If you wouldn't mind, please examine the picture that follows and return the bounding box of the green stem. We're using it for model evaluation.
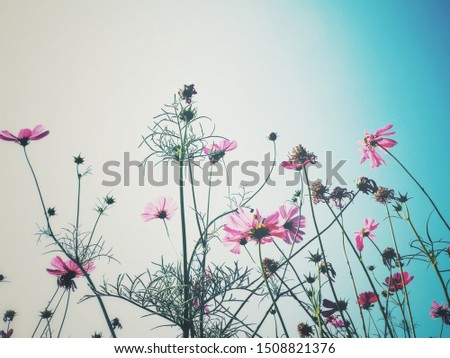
[335,208,368,337]
[326,201,394,337]
[384,204,416,337]
[383,147,449,230]
[23,147,117,338]
[404,203,450,305]
[57,290,71,338]
[258,242,289,337]
[179,161,190,338]
[304,168,353,338]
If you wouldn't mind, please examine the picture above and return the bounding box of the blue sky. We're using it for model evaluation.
[0,1,449,338]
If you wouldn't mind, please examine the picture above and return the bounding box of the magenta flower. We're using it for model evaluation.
[222,207,284,254]
[281,161,303,171]
[278,205,306,244]
[359,124,397,170]
[141,196,177,222]
[325,315,344,328]
[47,256,95,291]
[203,139,237,163]
[358,291,378,310]
[354,218,379,252]
[384,271,414,292]
[0,125,49,146]
[430,302,450,325]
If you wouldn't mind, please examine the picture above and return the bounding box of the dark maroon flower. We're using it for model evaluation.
[0,329,13,338]
[297,322,313,338]
[356,177,378,195]
[322,299,348,318]
[329,187,355,209]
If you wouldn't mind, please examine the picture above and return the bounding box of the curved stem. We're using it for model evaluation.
[403,203,450,305]
[382,147,449,230]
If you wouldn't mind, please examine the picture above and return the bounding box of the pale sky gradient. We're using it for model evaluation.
[1,1,449,338]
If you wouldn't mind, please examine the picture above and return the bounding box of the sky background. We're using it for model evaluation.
[0,0,449,338]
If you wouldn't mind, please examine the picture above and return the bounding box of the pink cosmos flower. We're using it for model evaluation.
[203,139,237,163]
[47,256,95,291]
[354,218,379,252]
[278,205,306,244]
[384,271,414,292]
[358,291,378,310]
[141,196,177,222]
[0,125,49,146]
[325,315,344,328]
[358,124,397,170]
[430,301,450,325]
[281,161,303,170]
[222,207,284,254]
[193,298,210,314]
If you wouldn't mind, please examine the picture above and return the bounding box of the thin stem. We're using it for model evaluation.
[57,290,71,338]
[179,161,190,338]
[336,209,368,337]
[326,200,394,337]
[382,147,449,230]
[258,242,289,337]
[384,204,416,337]
[23,147,117,338]
[403,203,450,305]
[31,286,59,338]
[75,166,82,260]
[304,168,353,338]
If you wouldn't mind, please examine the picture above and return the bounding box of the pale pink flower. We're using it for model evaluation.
[222,207,284,253]
[358,124,397,170]
[141,196,177,222]
[47,256,95,290]
[325,315,344,328]
[0,125,49,146]
[430,301,450,325]
[278,205,306,244]
[354,218,379,252]
[223,208,254,254]
[203,139,237,163]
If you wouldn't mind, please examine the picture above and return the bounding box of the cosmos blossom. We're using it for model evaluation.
[46,256,95,290]
[325,315,344,328]
[358,291,378,310]
[358,124,397,170]
[203,139,237,163]
[141,197,177,222]
[429,301,450,325]
[222,207,284,254]
[354,218,379,252]
[384,272,414,292]
[278,204,306,244]
[0,125,49,146]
